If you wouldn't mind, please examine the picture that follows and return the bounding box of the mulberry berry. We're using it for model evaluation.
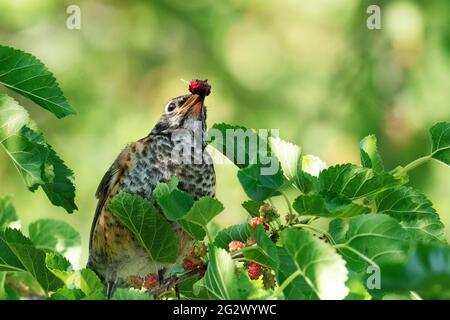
[247,262,263,280]
[250,217,265,229]
[127,276,144,289]
[228,240,245,252]
[189,79,211,96]
[143,273,159,289]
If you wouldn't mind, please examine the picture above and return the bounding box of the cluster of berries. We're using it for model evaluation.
[182,242,207,278]
[226,204,278,285]
[247,203,281,231]
[228,238,264,280]
[258,203,280,222]
[127,243,208,290]
[127,273,159,290]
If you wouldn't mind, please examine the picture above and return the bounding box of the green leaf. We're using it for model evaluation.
[109,192,178,263]
[295,171,319,194]
[241,225,279,269]
[3,285,20,300]
[0,94,29,140]
[0,196,18,231]
[112,288,153,300]
[208,123,269,168]
[280,229,349,300]
[203,245,239,300]
[153,179,194,221]
[275,248,311,299]
[234,267,264,299]
[186,270,265,300]
[381,244,450,299]
[375,187,445,243]
[391,212,445,244]
[332,214,409,272]
[1,95,41,186]
[209,123,284,199]
[46,252,105,299]
[214,223,251,250]
[177,220,206,242]
[28,219,81,253]
[38,139,77,213]
[6,270,45,297]
[0,95,77,213]
[344,271,371,300]
[429,121,450,166]
[48,287,85,300]
[179,276,217,300]
[0,45,75,118]
[360,135,384,173]
[318,164,398,200]
[328,218,348,244]
[238,163,284,201]
[179,276,209,300]
[375,186,436,215]
[293,193,370,218]
[45,251,72,271]
[152,176,179,196]
[269,136,301,181]
[241,200,263,217]
[152,178,206,240]
[0,228,62,292]
[179,197,224,240]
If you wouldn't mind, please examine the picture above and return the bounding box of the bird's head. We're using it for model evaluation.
[152,93,207,134]
[151,80,212,147]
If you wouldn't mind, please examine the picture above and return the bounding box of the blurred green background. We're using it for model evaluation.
[0,0,449,268]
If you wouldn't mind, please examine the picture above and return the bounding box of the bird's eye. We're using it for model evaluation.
[166,102,177,113]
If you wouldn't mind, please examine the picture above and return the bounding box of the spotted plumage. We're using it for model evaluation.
[87,93,215,297]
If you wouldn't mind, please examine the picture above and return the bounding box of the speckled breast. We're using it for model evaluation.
[90,134,215,284]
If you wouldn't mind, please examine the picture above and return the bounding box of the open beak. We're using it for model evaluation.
[178,94,204,115]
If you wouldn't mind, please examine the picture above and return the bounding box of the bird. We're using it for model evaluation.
[87,83,215,298]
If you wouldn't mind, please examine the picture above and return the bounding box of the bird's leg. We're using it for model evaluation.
[175,284,181,300]
[158,268,166,284]
[106,278,117,300]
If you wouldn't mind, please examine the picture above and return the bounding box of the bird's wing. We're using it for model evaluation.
[88,144,134,249]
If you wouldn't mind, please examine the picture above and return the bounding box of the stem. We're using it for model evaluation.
[292,224,335,245]
[233,257,253,263]
[269,270,302,299]
[393,155,431,178]
[205,227,214,244]
[305,217,318,224]
[0,272,6,299]
[281,192,293,217]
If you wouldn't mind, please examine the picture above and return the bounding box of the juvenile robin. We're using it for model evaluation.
[87,80,215,298]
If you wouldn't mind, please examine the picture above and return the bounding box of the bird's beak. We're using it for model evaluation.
[178,94,204,115]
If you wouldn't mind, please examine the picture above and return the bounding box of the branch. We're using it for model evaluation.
[146,269,200,296]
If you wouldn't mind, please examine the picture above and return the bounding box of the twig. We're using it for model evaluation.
[146,269,200,296]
